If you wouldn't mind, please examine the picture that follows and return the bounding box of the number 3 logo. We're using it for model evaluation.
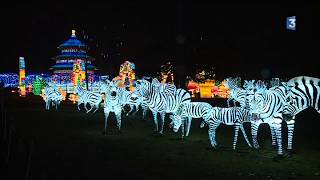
[286,16,296,30]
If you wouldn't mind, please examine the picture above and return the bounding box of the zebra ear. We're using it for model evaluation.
[152,78,160,84]
[255,80,266,91]
[112,79,121,86]
[105,79,111,85]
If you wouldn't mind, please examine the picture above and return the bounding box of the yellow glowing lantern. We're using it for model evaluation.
[198,80,215,98]
[68,94,79,104]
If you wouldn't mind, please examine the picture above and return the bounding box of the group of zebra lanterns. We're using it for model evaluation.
[41,76,320,159]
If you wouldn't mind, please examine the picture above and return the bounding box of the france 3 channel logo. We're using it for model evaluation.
[286,16,296,30]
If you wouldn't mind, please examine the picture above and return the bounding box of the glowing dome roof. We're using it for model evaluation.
[58,30,86,49]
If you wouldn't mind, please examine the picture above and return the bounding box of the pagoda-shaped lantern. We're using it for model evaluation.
[50,30,96,92]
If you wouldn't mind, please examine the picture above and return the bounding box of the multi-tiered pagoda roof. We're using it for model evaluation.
[50,30,96,71]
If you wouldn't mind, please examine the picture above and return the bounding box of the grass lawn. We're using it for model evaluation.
[1,91,320,180]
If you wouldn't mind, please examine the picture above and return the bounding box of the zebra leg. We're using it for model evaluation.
[181,118,185,139]
[116,110,122,132]
[151,110,158,132]
[233,125,240,150]
[251,122,260,149]
[240,124,252,148]
[132,104,140,116]
[93,104,99,113]
[287,119,295,155]
[208,121,220,149]
[86,104,93,113]
[200,120,206,128]
[186,116,192,137]
[77,101,81,111]
[227,98,231,108]
[55,101,58,110]
[270,124,277,146]
[84,103,89,113]
[126,105,134,116]
[142,106,148,120]
[103,109,110,135]
[159,112,166,134]
[273,122,284,157]
[45,100,49,110]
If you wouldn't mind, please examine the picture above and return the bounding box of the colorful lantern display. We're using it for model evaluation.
[160,61,174,84]
[19,57,26,97]
[186,79,230,98]
[114,60,136,91]
[33,76,47,95]
[72,59,86,88]
[50,30,96,93]
[211,80,230,98]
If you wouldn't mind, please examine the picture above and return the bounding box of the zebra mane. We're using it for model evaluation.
[269,78,280,88]
[243,80,255,90]
[152,78,160,85]
[225,77,241,90]
[255,80,267,92]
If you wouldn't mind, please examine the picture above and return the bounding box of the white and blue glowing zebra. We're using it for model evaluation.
[43,83,64,110]
[133,78,176,120]
[74,85,103,113]
[225,77,248,108]
[282,76,320,153]
[169,102,213,138]
[135,78,191,134]
[226,78,277,149]
[202,107,252,150]
[243,80,278,149]
[152,78,177,95]
[247,80,287,156]
[102,80,123,133]
[99,80,141,116]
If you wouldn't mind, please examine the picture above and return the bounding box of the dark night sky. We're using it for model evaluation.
[0,2,316,80]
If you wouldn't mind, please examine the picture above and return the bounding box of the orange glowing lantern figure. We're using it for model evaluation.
[160,62,174,84]
[19,57,26,97]
[187,80,200,98]
[68,94,79,104]
[72,59,86,89]
[211,80,230,98]
[114,60,136,91]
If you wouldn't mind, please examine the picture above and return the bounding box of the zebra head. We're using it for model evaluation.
[283,99,298,116]
[226,77,241,90]
[109,81,119,97]
[244,80,256,103]
[99,80,112,94]
[169,115,183,132]
[151,78,162,92]
[249,82,267,119]
[135,79,150,96]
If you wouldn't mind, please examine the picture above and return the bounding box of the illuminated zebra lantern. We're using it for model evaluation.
[74,85,102,113]
[135,78,191,134]
[100,80,140,116]
[225,77,247,107]
[283,76,320,154]
[243,80,277,149]
[247,80,287,156]
[204,106,252,150]
[169,102,213,138]
[42,83,64,110]
[102,80,126,133]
